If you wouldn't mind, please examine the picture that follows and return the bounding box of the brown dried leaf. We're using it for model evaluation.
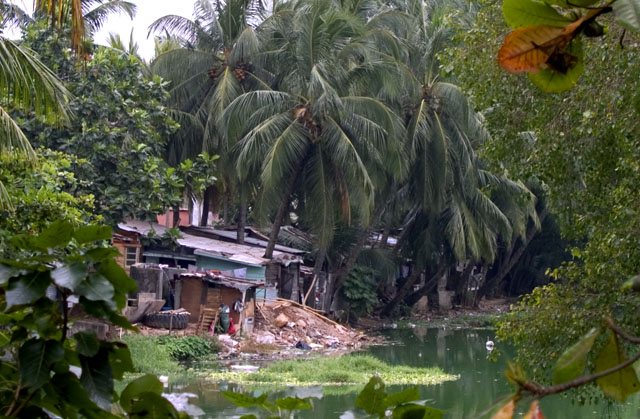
[523,400,545,419]
[492,399,515,419]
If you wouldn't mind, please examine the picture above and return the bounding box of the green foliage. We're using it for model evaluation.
[120,334,182,375]
[354,376,443,419]
[553,328,599,385]
[15,23,185,224]
[0,149,96,252]
[342,265,379,316]
[222,392,311,419]
[445,0,640,398]
[209,354,457,386]
[157,335,220,361]
[593,332,640,402]
[0,222,189,417]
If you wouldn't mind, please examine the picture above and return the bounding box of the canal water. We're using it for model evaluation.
[168,327,640,418]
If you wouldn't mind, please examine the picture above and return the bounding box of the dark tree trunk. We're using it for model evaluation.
[380,266,424,317]
[404,261,447,306]
[330,202,387,304]
[222,191,230,226]
[200,186,212,226]
[452,262,475,307]
[477,207,549,301]
[172,204,180,227]
[188,195,194,225]
[237,188,247,244]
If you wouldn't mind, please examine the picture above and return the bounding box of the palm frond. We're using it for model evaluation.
[0,38,70,156]
[0,2,34,29]
[84,1,136,34]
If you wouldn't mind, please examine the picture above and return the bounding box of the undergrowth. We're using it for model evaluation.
[121,334,220,375]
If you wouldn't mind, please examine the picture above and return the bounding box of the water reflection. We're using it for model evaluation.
[167,328,640,418]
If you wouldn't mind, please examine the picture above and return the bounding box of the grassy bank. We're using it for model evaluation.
[209,354,458,386]
[121,334,219,376]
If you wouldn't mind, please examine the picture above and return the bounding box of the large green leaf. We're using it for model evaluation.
[80,349,114,410]
[528,40,584,93]
[594,332,640,402]
[76,274,115,305]
[545,0,600,7]
[39,220,73,248]
[422,406,445,419]
[98,259,137,304]
[383,387,420,407]
[275,397,312,410]
[503,0,572,28]
[19,339,64,389]
[51,372,100,412]
[51,263,88,292]
[73,331,99,357]
[613,0,640,32]
[129,392,180,418]
[553,328,600,384]
[390,403,444,419]
[5,272,51,309]
[109,342,134,380]
[85,247,120,262]
[120,374,164,410]
[0,263,20,285]
[355,376,387,417]
[73,225,112,244]
[222,392,268,408]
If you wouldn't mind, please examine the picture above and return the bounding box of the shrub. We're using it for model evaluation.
[158,335,220,361]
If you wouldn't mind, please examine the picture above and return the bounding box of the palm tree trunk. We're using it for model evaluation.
[401,258,448,307]
[477,207,549,301]
[237,187,247,244]
[379,224,391,248]
[330,201,387,302]
[200,186,212,226]
[172,204,180,227]
[381,265,424,317]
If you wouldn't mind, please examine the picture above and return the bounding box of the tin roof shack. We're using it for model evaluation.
[115,221,303,301]
[112,230,143,274]
[175,272,262,334]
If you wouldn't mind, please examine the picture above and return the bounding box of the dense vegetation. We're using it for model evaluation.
[1,0,639,417]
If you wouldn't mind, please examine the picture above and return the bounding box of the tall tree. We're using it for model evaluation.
[224,0,404,275]
[149,0,266,233]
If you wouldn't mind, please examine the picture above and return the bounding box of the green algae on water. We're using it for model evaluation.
[208,354,458,386]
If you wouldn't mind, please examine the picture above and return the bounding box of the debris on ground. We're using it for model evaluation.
[252,299,380,350]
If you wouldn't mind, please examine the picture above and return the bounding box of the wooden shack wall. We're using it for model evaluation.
[181,278,205,323]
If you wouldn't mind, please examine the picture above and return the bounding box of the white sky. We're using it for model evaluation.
[93,0,193,60]
[9,0,194,60]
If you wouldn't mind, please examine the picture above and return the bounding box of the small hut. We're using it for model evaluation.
[175,272,263,334]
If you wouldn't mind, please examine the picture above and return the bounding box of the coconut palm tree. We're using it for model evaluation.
[373,0,538,314]
[224,0,405,289]
[149,0,267,233]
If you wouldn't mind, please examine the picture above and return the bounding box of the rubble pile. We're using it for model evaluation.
[253,300,376,349]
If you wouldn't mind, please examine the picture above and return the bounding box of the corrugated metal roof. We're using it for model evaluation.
[185,226,307,255]
[117,220,302,267]
[178,272,264,292]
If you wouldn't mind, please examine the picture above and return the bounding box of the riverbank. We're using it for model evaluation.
[356,298,511,331]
